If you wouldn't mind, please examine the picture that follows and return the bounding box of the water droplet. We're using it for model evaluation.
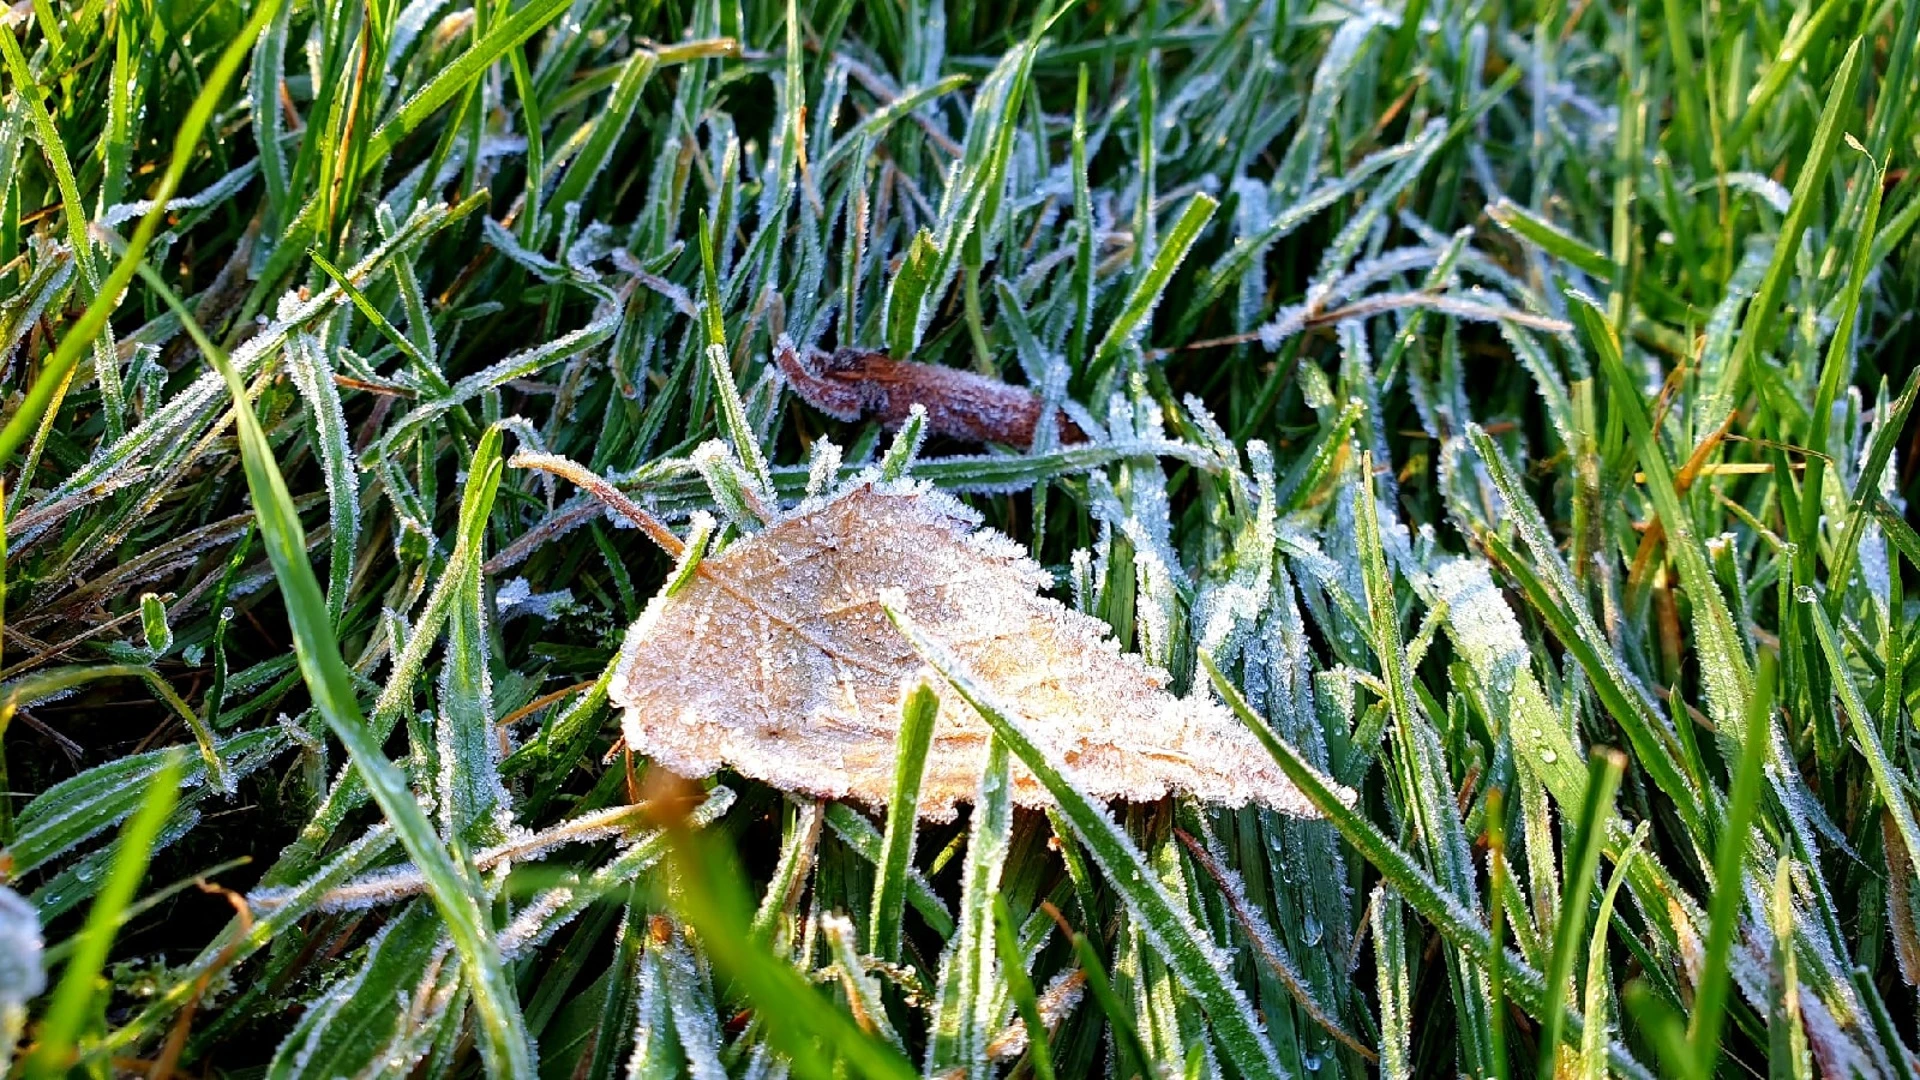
[1303,915,1323,946]
[1540,749,1558,764]
[1795,585,1818,603]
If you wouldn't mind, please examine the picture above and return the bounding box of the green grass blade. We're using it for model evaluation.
[1373,886,1413,1080]
[991,894,1057,1080]
[660,817,918,1080]
[1823,362,1920,602]
[1087,191,1218,388]
[1575,293,1753,740]
[1804,599,1920,909]
[869,679,938,962]
[1070,925,1150,1079]
[437,430,510,844]
[1536,750,1624,1078]
[135,268,535,1074]
[1720,39,1863,426]
[700,211,773,496]
[1579,825,1646,1079]
[928,732,1013,1078]
[359,0,577,175]
[1688,653,1776,1079]
[822,802,955,938]
[0,0,280,473]
[1201,654,1658,1080]
[1798,140,1886,549]
[1723,1,1851,158]
[23,751,181,1078]
[543,49,659,240]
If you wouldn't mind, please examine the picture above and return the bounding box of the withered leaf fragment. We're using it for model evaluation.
[776,342,1087,449]
[612,482,1321,820]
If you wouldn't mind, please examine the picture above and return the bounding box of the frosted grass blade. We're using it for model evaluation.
[23,752,181,1078]
[870,679,938,961]
[146,267,535,1074]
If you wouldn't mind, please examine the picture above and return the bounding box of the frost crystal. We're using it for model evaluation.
[495,577,578,622]
[611,483,1319,819]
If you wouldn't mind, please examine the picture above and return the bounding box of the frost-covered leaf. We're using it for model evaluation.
[613,483,1318,819]
[776,341,1086,449]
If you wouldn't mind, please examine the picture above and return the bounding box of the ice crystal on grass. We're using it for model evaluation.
[494,577,577,622]
[611,483,1318,819]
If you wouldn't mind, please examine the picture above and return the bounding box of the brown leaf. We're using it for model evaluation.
[612,482,1319,820]
[775,342,1087,449]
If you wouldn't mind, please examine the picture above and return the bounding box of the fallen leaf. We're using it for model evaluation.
[611,481,1321,820]
[775,341,1087,449]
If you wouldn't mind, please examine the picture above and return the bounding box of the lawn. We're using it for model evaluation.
[1,0,1917,1075]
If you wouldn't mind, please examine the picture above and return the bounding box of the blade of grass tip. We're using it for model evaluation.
[1067,64,1093,373]
[870,679,938,962]
[0,0,281,474]
[356,0,580,177]
[1198,654,1659,1080]
[1823,362,1920,605]
[1086,191,1218,391]
[929,732,1012,1078]
[658,803,918,1080]
[875,405,929,482]
[1580,824,1648,1079]
[992,895,1056,1080]
[1537,749,1626,1078]
[249,0,292,218]
[822,913,902,1050]
[1069,923,1150,1080]
[22,751,182,1079]
[699,210,772,495]
[283,335,359,629]
[1798,138,1885,554]
[1688,651,1775,1079]
[1769,860,1810,1080]
[885,603,1284,1080]
[439,432,510,845]
[129,265,534,1073]
[1575,293,1752,741]
[1721,39,1863,425]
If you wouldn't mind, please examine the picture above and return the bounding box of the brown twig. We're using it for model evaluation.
[507,452,685,557]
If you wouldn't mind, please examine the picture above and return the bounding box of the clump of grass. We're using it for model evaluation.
[0,0,1916,1076]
